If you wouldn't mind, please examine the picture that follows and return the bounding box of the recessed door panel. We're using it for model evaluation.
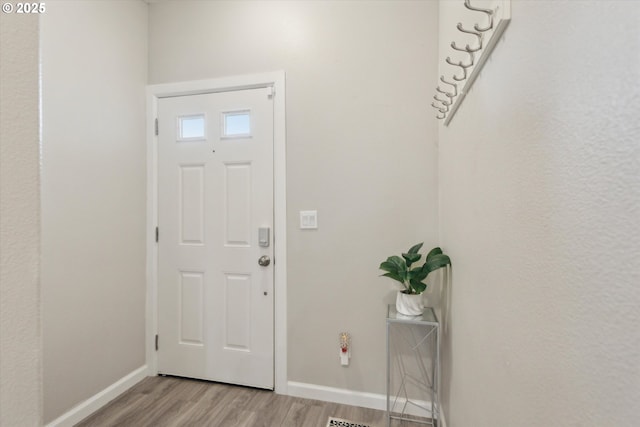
[179,271,204,345]
[224,274,251,351]
[180,165,205,245]
[225,162,252,247]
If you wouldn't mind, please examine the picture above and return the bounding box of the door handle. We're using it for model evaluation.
[258,255,271,266]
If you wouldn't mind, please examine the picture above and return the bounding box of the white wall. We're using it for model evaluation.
[438,1,640,425]
[40,1,148,422]
[149,0,440,395]
[0,12,42,427]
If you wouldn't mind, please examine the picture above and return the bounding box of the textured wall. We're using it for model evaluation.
[0,12,42,427]
[40,1,148,422]
[438,1,640,425]
[149,0,439,395]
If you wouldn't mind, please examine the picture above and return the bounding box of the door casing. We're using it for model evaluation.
[145,72,287,394]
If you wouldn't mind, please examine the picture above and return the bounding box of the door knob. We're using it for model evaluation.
[258,255,271,266]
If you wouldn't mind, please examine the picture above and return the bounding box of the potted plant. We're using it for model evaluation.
[379,243,451,316]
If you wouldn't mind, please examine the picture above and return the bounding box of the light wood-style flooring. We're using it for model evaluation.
[75,376,431,427]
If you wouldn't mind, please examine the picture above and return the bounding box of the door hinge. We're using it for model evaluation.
[155,334,159,351]
[155,118,159,136]
[155,226,159,242]
[267,86,275,99]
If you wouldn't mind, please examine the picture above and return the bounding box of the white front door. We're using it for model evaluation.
[157,87,274,389]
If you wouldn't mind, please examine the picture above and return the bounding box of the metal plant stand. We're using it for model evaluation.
[386,305,440,427]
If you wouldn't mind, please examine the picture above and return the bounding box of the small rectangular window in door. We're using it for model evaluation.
[222,110,251,138]
[177,114,206,141]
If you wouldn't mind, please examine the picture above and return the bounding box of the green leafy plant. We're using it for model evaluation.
[379,243,451,295]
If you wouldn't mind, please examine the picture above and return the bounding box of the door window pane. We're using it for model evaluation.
[223,111,251,138]
[178,114,205,140]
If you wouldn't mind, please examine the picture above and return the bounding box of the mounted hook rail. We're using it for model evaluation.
[430,0,511,124]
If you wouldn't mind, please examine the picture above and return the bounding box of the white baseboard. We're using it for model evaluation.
[288,381,388,412]
[287,381,446,426]
[46,365,149,427]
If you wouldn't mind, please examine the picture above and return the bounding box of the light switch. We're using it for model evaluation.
[299,210,318,229]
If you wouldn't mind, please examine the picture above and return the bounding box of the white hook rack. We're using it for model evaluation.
[431,0,511,126]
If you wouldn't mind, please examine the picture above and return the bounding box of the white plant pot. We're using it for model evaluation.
[396,292,424,316]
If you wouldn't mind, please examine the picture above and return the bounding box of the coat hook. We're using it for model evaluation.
[450,42,476,65]
[440,76,458,97]
[432,97,450,113]
[446,55,473,69]
[451,40,482,54]
[456,22,482,38]
[431,102,446,114]
[464,0,494,32]
[433,94,451,108]
[436,86,455,99]
[446,56,473,81]
[455,23,483,52]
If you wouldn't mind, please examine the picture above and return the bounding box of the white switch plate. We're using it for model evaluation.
[299,210,318,229]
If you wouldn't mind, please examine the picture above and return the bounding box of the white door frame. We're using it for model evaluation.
[145,71,287,394]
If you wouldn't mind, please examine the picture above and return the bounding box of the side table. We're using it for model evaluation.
[386,305,440,426]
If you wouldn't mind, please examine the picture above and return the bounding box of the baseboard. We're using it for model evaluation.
[45,365,149,427]
[288,381,388,412]
[287,381,446,426]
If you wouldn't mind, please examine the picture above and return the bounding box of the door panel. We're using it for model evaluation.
[224,162,252,246]
[179,165,205,244]
[224,273,252,351]
[157,87,274,389]
[179,271,204,345]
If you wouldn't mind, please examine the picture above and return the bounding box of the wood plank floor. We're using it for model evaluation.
[75,376,432,427]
